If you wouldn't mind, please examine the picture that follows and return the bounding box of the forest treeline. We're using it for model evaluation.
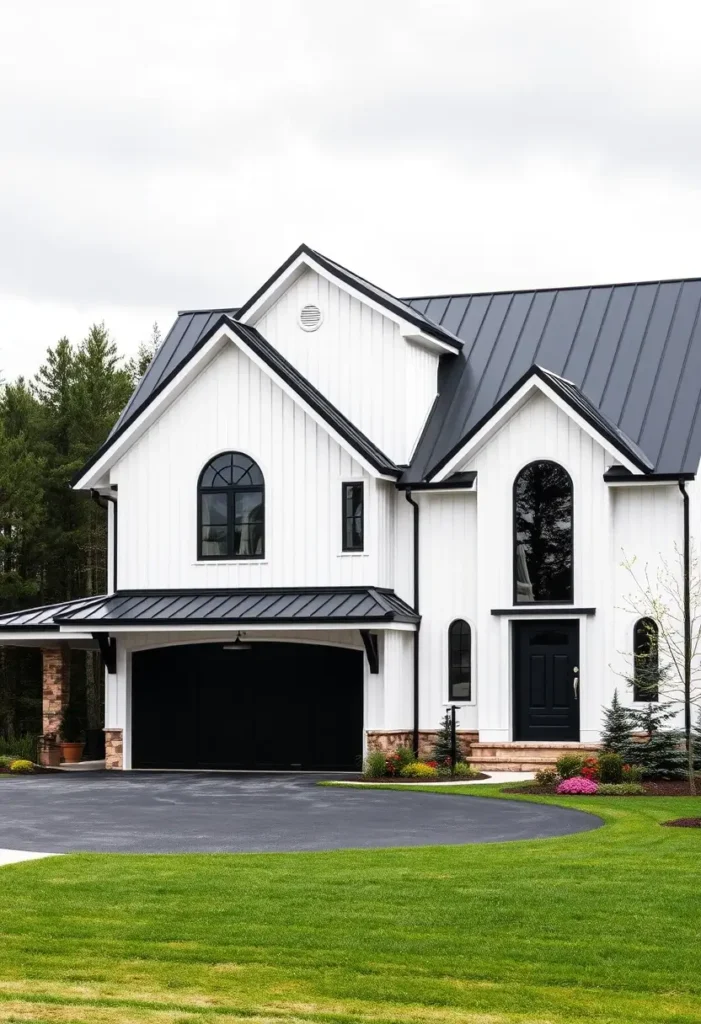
[0,322,160,740]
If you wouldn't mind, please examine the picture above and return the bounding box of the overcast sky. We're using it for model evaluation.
[2,0,701,380]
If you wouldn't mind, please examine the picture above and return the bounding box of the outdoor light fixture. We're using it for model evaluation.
[222,633,251,651]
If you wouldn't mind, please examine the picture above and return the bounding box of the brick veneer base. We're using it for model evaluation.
[104,729,124,770]
[366,730,478,760]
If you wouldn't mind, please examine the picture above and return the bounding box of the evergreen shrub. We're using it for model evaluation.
[555,754,585,780]
[597,752,624,783]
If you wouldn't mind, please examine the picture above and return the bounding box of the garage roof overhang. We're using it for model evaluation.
[0,588,419,639]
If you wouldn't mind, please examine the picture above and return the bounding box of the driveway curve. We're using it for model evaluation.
[0,772,601,853]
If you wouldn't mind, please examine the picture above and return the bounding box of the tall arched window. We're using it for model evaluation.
[198,452,264,560]
[514,460,573,603]
[448,619,472,701]
[634,618,659,701]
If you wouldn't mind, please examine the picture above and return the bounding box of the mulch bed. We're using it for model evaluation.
[0,765,59,776]
[662,818,701,828]
[361,772,489,784]
[504,780,701,797]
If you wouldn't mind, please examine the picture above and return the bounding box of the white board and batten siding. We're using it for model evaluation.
[611,483,691,729]
[111,342,403,592]
[443,390,614,742]
[417,491,478,732]
[253,268,440,465]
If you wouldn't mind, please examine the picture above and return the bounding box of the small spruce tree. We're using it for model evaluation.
[431,710,456,767]
[601,690,633,754]
[626,703,688,779]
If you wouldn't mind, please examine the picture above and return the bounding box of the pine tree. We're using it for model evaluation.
[601,689,633,753]
[431,710,456,767]
[626,703,688,779]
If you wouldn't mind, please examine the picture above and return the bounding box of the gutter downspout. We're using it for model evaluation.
[91,490,118,593]
[405,489,420,757]
[678,479,694,792]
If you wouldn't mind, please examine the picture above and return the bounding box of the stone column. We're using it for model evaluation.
[42,646,70,737]
[104,728,123,770]
[39,646,70,765]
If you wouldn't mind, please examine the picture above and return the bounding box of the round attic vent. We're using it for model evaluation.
[298,304,323,332]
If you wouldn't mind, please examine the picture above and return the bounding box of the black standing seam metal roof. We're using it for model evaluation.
[49,587,419,626]
[403,278,701,479]
[75,317,399,484]
[0,596,102,631]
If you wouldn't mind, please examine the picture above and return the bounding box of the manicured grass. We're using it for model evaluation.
[0,786,699,1023]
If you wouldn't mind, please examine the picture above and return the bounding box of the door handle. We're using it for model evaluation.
[573,666,579,699]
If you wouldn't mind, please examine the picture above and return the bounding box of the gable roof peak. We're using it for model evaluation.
[235,243,462,352]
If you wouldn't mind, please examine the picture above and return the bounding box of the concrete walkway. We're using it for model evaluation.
[0,849,57,866]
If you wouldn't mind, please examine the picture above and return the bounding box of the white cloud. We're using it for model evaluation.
[2,0,701,379]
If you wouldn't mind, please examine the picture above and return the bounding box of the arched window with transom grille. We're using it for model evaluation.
[198,452,264,560]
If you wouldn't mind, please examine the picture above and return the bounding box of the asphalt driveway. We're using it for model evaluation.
[0,772,601,853]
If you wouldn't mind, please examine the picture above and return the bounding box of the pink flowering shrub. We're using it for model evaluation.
[556,776,598,795]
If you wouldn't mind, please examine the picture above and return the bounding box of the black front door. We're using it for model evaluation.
[513,621,579,741]
[131,642,364,771]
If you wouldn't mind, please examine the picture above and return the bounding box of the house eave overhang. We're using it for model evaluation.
[427,367,653,482]
[235,244,462,354]
[73,318,400,489]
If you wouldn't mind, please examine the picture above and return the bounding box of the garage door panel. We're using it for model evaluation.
[132,643,363,771]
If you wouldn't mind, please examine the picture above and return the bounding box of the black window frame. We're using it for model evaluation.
[633,617,659,702]
[448,619,472,702]
[197,452,265,561]
[341,481,364,552]
[513,459,574,605]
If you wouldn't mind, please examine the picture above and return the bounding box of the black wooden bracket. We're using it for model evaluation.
[93,633,117,674]
[359,630,379,674]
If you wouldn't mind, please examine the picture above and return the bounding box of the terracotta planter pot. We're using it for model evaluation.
[60,741,84,764]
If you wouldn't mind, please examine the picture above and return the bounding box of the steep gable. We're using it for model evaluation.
[251,266,441,464]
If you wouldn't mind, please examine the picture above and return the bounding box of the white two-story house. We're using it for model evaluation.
[0,246,698,771]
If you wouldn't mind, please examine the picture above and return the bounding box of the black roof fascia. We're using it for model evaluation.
[424,365,654,482]
[234,244,462,351]
[538,368,654,472]
[603,467,694,483]
[73,315,399,485]
[396,471,477,491]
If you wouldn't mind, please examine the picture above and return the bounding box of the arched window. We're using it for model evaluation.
[633,618,659,701]
[198,452,264,560]
[514,460,573,603]
[448,620,472,701]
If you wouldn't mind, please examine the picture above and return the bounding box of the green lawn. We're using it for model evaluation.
[0,786,700,1024]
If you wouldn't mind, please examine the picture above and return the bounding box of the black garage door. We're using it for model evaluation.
[131,642,364,771]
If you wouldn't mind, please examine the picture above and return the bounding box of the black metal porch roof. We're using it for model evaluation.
[47,587,418,628]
